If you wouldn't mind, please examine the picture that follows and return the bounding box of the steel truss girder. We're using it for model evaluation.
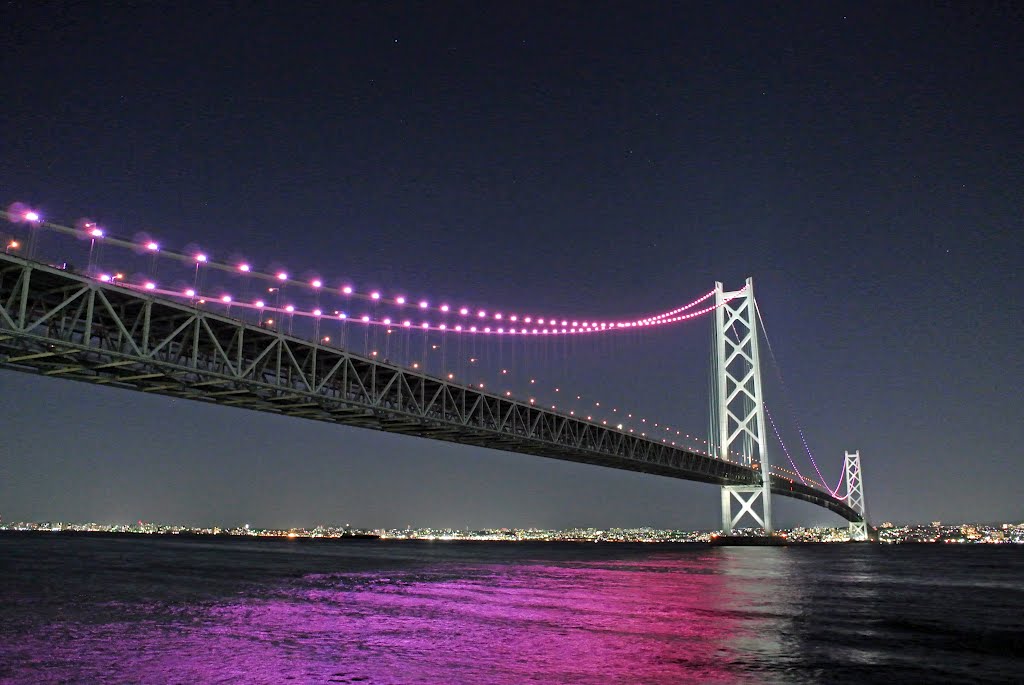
[0,255,862,521]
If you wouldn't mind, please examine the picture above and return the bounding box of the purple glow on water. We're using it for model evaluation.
[2,538,1014,684]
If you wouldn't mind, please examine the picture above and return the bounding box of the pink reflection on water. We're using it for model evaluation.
[2,551,777,684]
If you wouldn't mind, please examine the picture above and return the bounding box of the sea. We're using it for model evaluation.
[0,533,1021,684]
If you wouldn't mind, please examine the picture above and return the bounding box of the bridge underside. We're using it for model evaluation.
[0,254,862,523]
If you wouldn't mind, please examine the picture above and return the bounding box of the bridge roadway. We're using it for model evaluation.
[0,254,861,522]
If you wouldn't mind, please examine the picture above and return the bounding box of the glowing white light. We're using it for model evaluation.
[239,264,251,272]
[222,295,232,303]
[342,286,353,295]
[99,274,111,282]
[312,279,322,288]
[90,227,103,238]
[419,300,428,309]
[144,282,156,290]
[459,307,469,315]
[371,291,381,300]
[277,272,288,281]
[440,304,449,312]
[185,289,196,297]
[313,309,322,316]
[24,211,40,222]
[255,300,265,307]
[361,315,370,322]
[396,296,406,304]
[196,254,208,263]
[285,305,295,313]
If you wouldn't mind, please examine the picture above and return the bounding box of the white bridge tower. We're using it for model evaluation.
[715,278,773,535]
[844,450,869,541]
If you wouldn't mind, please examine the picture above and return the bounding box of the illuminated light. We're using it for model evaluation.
[616,424,623,430]
[524,317,532,323]
[371,351,378,356]
[396,296,406,304]
[501,369,508,374]
[421,322,429,329]
[570,411,575,415]
[530,379,536,384]
[509,315,517,322]
[144,282,156,290]
[370,291,381,300]
[572,321,578,327]
[185,288,195,297]
[505,391,512,396]
[561,320,568,326]
[469,358,477,363]
[7,240,19,249]
[99,274,111,282]
[412,362,419,368]
[312,279,323,289]
[494,313,502,320]
[277,272,288,281]
[313,309,322,316]
[439,323,447,330]
[478,383,484,389]
[447,373,454,379]
[532,328,538,334]
[470,326,477,332]
[265,318,273,324]
[322,336,330,343]
[90,227,104,238]
[477,310,486,318]
[403,320,411,327]
[483,327,490,333]
[238,264,251,272]
[286,305,295,313]
[454,325,462,331]
[419,300,428,309]
[459,307,469,316]
[440,304,449,312]
[383,318,391,325]
[222,295,233,303]
[497,327,503,333]
[339,313,347,319]
[342,286,353,295]
[24,211,40,222]
[529,398,535,404]
[196,254,208,263]
[361,315,370,322]
[538,318,545,325]
[255,300,265,308]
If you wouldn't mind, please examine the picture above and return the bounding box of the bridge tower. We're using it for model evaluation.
[714,278,773,535]
[844,450,869,541]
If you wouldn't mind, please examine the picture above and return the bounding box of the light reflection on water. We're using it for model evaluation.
[1,536,1022,684]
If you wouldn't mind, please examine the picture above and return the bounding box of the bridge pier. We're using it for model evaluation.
[721,485,772,534]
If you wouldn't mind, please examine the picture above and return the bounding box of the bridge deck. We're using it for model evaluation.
[0,254,861,522]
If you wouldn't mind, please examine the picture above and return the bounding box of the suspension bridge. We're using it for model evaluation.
[0,205,869,539]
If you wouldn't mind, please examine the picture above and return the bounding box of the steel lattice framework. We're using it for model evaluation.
[844,451,868,540]
[0,254,863,522]
[715,278,773,533]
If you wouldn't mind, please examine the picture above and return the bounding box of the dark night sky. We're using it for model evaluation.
[1,2,1021,529]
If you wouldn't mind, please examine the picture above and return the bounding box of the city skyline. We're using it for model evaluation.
[1,3,1021,528]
